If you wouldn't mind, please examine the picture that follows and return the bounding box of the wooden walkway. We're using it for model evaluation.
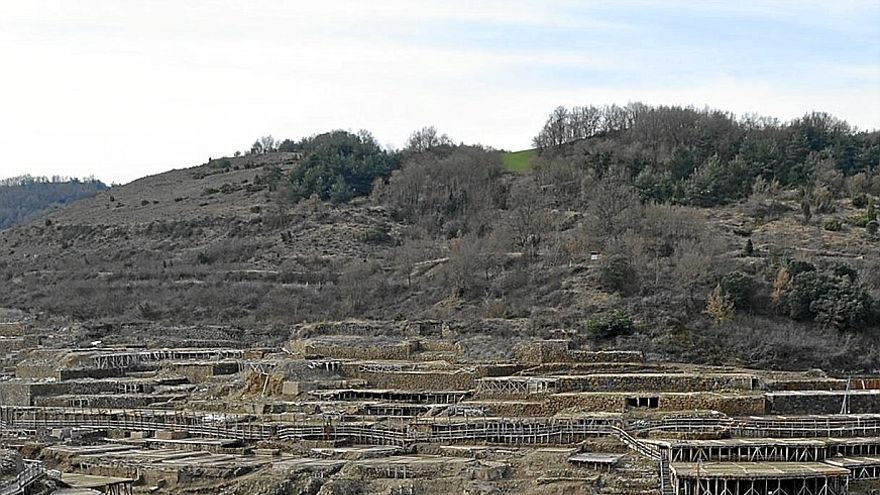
[0,461,46,495]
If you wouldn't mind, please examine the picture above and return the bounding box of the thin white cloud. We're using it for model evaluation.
[0,0,877,183]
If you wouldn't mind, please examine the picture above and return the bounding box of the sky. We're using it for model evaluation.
[0,1,879,184]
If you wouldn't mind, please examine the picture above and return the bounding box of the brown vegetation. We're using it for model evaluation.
[1,107,878,372]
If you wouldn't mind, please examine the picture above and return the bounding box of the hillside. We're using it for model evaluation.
[0,175,108,229]
[1,107,878,371]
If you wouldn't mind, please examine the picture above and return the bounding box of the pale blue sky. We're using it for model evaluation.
[1,1,878,184]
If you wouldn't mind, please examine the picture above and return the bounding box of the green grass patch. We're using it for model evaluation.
[502,149,537,172]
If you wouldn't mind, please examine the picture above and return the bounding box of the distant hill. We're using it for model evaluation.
[0,175,108,229]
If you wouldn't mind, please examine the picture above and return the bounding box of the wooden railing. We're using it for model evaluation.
[658,454,674,495]
[0,461,46,495]
[0,406,619,446]
[628,417,734,434]
[733,415,880,437]
[0,407,673,495]
[4,405,879,456]
[607,425,661,460]
[627,415,880,438]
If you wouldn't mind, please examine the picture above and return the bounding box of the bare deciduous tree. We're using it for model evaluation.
[405,126,453,154]
[584,175,642,242]
[260,135,276,153]
[508,179,552,259]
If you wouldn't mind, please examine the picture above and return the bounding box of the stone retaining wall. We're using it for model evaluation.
[167,361,240,383]
[552,373,755,393]
[514,341,644,365]
[288,339,416,360]
[765,390,880,414]
[469,392,766,416]
[356,370,476,391]
[0,323,26,337]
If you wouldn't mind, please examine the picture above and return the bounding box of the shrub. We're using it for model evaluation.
[682,155,754,207]
[822,219,842,231]
[852,193,868,208]
[720,271,754,309]
[210,158,232,169]
[255,165,283,190]
[137,302,163,321]
[288,130,400,203]
[830,263,858,282]
[742,239,754,256]
[787,260,816,277]
[360,224,393,245]
[771,265,791,307]
[705,284,735,322]
[801,201,812,223]
[847,214,871,228]
[812,186,835,214]
[598,254,637,295]
[787,270,875,330]
[584,310,635,340]
[848,201,877,228]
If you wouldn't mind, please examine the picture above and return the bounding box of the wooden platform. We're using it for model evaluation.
[61,473,133,495]
[671,462,850,479]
